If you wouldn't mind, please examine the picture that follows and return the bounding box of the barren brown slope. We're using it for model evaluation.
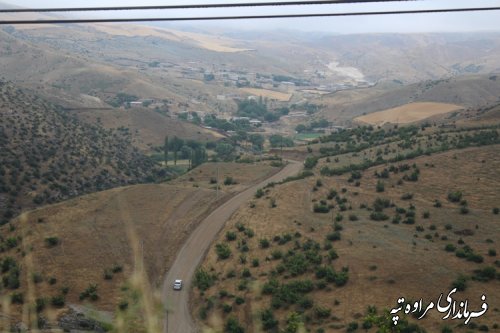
[162,161,302,333]
[2,184,216,317]
[70,107,220,150]
[0,161,281,329]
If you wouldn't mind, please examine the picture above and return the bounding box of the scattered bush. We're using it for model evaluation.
[261,309,278,330]
[79,284,99,301]
[313,204,330,213]
[445,244,456,252]
[44,236,60,247]
[216,243,232,260]
[451,274,468,291]
[51,295,65,307]
[448,191,463,203]
[224,316,244,333]
[226,231,237,241]
[376,181,385,193]
[401,193,413,200]
[11,292,23,304]
[259,238,270,248]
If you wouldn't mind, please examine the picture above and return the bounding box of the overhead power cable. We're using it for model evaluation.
[0,1,420,13]
[0,6,499,25]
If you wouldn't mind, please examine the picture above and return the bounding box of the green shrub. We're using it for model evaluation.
[103,269,113,280]
[216,243,232,260]
[472,266,497,282]
[222,303,233,313]
[45,236,60,247]
[226,231,237,241]
[261,309,278,330]
[493,207,500,215]
[370,212,389,221]
[376,181,385,193]
[445,244,456,252]
[224,177,236,185]
[328,249,339,261]
[224,316,244,333]
[315,306,331,318]
[448,191,462,203]
[11,292,23,304]
[79,284,99,301]
[441,325,453,333]
[284,254,308,276]
[347,322,359,332]
[259,238,270,248]
[51,295,65,307]
[451,274,468,291]
[271,250,283,260]
[313,204,330,213]
[112,265,123,273]
[242,268,251,278]
[35,298,47,313]
[326,231,341,241]
[194,268,216,291]
[244,228,255,238]
[401,193,413,200]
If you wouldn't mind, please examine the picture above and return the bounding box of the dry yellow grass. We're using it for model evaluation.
[240,88,292,101]
[11,184,216,312]
[91,24,250,53]
[0,162,279,329]
[355,102,463,125]
[71,108,219,150]
[194,145,500,332]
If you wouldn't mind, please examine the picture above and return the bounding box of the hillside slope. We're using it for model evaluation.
[0,81,160,224]
[318,74,500,124]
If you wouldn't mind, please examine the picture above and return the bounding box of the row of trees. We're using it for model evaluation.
[163,136,207,168]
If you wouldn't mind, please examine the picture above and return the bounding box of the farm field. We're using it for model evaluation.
[240,88,293,102]
[355,102,463,125]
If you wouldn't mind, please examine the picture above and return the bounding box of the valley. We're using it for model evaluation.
[0,3,499,332]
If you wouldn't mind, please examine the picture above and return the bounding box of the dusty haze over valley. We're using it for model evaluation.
[0,1,499,333]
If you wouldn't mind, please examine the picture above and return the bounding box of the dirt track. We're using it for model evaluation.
[161,161,302,333]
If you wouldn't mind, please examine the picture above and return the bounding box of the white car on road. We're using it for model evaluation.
[173,279,183,290]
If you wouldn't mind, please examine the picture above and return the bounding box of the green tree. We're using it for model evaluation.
[295,124,307,133]
[163,136,169,167]
[169,136,184,165]
[216,143,235,161]
[249,134,265,151]
[192,147,207,168]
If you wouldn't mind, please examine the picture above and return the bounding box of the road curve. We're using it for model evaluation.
[162,161,302,333]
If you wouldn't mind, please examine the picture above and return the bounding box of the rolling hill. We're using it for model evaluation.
[0,81,161,225]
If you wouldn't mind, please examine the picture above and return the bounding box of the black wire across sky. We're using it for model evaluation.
[0,1,499,25]
[0,1,420,13]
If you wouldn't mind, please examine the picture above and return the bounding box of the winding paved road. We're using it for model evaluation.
[162,161,302,333]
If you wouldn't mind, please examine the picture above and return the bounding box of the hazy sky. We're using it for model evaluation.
[1,0,500,33]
